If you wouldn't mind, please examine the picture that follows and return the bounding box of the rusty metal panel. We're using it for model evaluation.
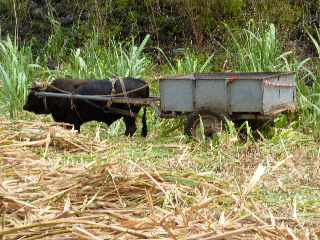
[194,79,227,113]
[229,80,263,113]
[160,79,194,112]
[262,74,296,113]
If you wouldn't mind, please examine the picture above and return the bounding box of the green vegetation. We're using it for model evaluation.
[226,23,285,72]
[1,20,320,135]
[1,0,314,51]
[62,34,152,79]
[0,36,40,118]
[157,47,215,74]
[1,2,320,236]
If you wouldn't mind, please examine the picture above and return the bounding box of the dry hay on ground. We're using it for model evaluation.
[0,118,319,239]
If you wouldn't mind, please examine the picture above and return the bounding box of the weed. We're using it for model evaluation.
[0,36,40,118]
[156,47,214,75]
[60,34,151,79]
[107,34,151,78]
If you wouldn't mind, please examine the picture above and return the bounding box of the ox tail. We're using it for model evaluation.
[141,106,148,137]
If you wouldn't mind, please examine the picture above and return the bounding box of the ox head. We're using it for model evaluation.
[23,81,49,114]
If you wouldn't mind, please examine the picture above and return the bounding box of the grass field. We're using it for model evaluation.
[1,23,320,239]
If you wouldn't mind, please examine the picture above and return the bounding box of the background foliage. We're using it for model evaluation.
[1,0,320,53]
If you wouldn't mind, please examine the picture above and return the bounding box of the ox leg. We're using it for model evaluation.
[70,119,81,133]
[124,117,137,136]
[74,123,81,133]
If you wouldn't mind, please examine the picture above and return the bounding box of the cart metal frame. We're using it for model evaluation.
[34,72,296,138]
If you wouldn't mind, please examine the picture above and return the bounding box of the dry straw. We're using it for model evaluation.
[0,118,316,239]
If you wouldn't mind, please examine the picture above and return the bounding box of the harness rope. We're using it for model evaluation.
[106,76,118,108]
[39,79,148,97]
[34,77,147,119]
[115,76,133,116]
[70,95,84,122]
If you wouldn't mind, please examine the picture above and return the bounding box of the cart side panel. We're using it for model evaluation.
[160,79,194,112]
[262,86,278,114]
[195,79,227,113]
[279,74,296,106]
[262,74,295,113]
[229,80,262,113]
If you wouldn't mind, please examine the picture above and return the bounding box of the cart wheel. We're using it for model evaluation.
[185,112,225,139]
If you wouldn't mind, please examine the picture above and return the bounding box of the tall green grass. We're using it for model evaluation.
[225,21,310,85]
[294,27,320,135]
[107,35,151,78]
[156,47,214,75]
[0,37,40,118]
[226,22,288,72]
[44,13,67,66]
[61,34,152,79]
[42,11,152,80]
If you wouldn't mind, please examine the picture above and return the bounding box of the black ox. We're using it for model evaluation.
[23,77,149,137]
